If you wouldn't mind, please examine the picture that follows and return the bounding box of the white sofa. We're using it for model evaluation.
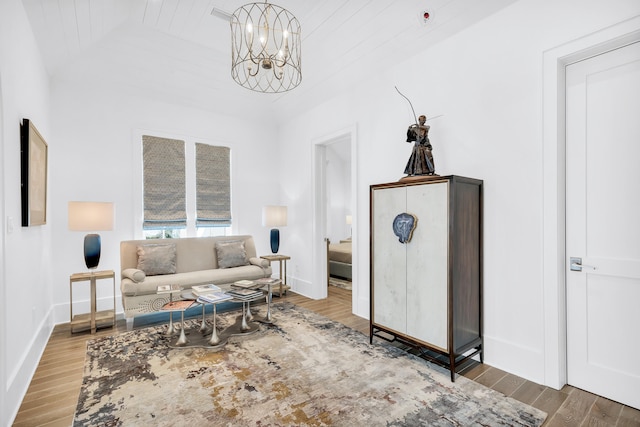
[120,235,271,330]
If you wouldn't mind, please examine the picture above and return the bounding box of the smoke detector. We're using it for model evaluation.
[418,10,431,25]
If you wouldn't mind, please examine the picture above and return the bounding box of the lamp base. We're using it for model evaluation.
[270,229,280,254]
[84,234,101,269]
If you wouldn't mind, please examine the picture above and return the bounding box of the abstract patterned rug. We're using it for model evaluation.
[74,303,546,426]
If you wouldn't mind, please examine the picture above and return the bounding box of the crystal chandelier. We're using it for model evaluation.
[230,2,302,93]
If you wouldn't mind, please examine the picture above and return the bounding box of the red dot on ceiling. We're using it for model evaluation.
[423,12,430,20]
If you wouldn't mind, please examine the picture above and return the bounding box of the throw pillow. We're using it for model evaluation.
[137,243,177,276]
[215,240,250,269]
[122,268,146,283]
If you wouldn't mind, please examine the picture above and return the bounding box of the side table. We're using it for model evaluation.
[70,270,116,334]
[260,254,290,296]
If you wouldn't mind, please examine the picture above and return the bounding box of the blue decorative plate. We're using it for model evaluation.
[393,213,417,243]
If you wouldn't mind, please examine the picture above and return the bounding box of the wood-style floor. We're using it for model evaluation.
[13,286,640,426]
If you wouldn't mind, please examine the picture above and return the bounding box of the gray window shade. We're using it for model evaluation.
[143,135,187,229]
[196,143,231,226]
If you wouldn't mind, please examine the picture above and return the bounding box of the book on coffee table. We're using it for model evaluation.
[232,280,256,289]
[161,300,195,311]
[197,292,233,304]
[255,277,280,285]
[227,288,263,299]
[157,285,183,294]
[191,284,221,296]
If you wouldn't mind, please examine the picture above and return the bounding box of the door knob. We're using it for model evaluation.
[570,257,597,272]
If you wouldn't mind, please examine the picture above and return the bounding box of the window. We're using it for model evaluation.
[141,135,231,239]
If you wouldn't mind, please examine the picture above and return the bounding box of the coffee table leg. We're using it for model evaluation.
[246,301,253,321]
[165,294,177,335]
[265,284,273,323]
[166,311,177,335]
[176,310,188,346]
[241,302,250,331]
[208,304,220,345]
[199,304,208,333]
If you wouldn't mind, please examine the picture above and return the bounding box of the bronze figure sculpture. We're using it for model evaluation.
[395,86,436,176]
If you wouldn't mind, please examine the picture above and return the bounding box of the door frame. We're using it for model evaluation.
[312,125,358,309]
[542,17,640,389]
[0,70,6,424]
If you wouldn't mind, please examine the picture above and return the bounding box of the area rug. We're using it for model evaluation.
[328,276,352,290]
[74,303,546,426]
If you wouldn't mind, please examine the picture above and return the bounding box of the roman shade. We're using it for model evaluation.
[196,143,231,227]
[142,135,187,229]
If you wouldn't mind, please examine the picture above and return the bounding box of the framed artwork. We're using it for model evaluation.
[21,119,48,226]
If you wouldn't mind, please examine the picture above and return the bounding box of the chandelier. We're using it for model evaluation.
[229,2,302,93]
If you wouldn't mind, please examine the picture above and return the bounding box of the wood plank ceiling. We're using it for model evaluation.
[22,0,515,120]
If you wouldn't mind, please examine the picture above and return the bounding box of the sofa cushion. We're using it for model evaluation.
[215,240,250,269]
[122,268,146,283]
[137,243,177,276]
[120,265,269,296]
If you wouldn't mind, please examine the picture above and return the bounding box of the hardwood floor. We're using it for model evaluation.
[13,286,640,426]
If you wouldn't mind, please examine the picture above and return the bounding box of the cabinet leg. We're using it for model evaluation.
[450,354,456,382]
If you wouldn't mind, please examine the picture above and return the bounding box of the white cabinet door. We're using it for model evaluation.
[406,182,449,350]
[372,186,407,333]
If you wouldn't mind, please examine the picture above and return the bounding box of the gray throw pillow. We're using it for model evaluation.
[137,244,177,276]
[215,240,250,269]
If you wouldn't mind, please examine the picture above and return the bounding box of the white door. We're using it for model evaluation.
[566,41,640,409]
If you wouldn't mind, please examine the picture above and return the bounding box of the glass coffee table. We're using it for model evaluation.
[162,286,269,349]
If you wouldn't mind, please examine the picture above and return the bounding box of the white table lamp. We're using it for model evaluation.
[68,201,114,269]
[262,205,287,253]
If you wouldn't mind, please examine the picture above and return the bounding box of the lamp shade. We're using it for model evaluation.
[262,206,287,228]
[68,201,114,231]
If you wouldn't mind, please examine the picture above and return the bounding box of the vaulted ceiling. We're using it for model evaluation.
[22,0,515,121]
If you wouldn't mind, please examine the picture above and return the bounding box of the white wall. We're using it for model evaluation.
[277,0,640,386]
[48,80,282,324]
[0,0,53,424]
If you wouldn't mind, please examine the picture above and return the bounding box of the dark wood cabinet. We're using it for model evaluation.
[369,175,483,381]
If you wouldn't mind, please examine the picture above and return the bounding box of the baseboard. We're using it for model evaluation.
[482,334,545,385]
[354,297,370,320]
[289,276,318,299]
[6,306,55,425]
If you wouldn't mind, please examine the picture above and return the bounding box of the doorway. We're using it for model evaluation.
[312,126,358,312]
[0,73,6,422]
[542,18,640,402]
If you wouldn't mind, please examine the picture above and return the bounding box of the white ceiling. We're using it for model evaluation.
[22,0,515,121]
